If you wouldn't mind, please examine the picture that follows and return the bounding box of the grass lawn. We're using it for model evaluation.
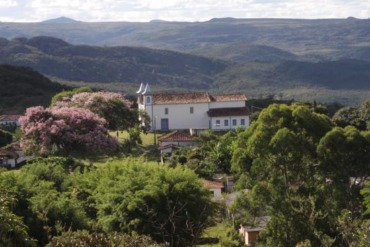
[197,221,241,247]
[113,131,161,147]
[70,131,162,166]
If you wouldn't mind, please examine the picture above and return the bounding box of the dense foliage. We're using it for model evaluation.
[0,129,13,147]
[54,91,136,130]
[20,106,119,155]
[0,157,215,247]
[1,36,370,104]
[229,103,370,246]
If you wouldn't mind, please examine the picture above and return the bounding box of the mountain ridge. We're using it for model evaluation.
[0,36,369,106]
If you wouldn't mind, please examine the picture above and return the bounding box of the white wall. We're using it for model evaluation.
[138,97,250,131]
[151,103,210,130]
[210,188,222,198]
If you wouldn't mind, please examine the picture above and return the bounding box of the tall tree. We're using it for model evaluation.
[20,106,118,155]
[53,91,136,130]
[79,160,216,246]
[317,126,370,207]
[231,104,341,246]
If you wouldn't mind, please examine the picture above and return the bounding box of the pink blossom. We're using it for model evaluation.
[20,106,119,155]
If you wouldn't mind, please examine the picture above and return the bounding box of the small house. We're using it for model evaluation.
[0,148,19,168]
[158,130,196,163]
[239,216,270,246]
[0,115,21,126]
[203,179,224,199]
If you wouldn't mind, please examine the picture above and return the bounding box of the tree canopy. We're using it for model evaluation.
[20,106,119,155]
[230,103,370,246]
[53,90,138,131]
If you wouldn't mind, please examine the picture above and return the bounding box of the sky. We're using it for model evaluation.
[0,0,369,22]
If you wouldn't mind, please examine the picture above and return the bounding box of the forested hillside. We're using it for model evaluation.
[0,64,66,113]
[0,36,369,106]
[0,18,369,61]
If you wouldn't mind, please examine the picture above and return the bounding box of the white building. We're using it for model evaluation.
[137,83,250,131]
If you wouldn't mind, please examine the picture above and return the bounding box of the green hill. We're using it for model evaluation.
[0,36,226,89]
[0,36,369,105]
[0,64,67,114]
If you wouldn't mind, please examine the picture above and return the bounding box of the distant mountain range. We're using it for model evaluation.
[41,16,80,24]
[0,18,369,108]
[0,18,369,61]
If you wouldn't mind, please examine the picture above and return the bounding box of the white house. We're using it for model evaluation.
[0,148,19,168]
[158,130,197,163]
[158,130,196,153]
[203,179,224,199]
[137,83,250,131]
[0,115,21,126]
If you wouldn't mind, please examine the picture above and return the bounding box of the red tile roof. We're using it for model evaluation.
[158,131,195,142]
[0,148,19,159]
[0,115,22,122]
[152,92,247,104]
[210,94,247,102]
[203,179,224,189]
[153,92,211,104]
[207,107,249,117]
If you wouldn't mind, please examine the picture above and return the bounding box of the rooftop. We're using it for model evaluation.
[0,115,22,122]
[158,130,195,142]
[207,107,249,117]
[0,148,19,159]
[152,92,247,104]
[203,179,224,189]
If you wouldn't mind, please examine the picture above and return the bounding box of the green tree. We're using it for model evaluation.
[332,106,366,130]
[81,160,216,246]
[317,127,370,213]
[231,104,338,246]
[0,129,13,147]
[0,157,89,246]
[0,190,36,247]
[50,87,93,107]
[47,230,163,247]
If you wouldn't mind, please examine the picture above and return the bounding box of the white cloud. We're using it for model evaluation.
[0,0,18,8]
[1,0,369,22]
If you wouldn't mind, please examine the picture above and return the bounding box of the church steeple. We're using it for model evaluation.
[142,83,152,95]
[136,83,144,94]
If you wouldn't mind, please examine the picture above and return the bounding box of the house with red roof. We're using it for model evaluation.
[0,115,22,126]
[0,148,19,168]
[136,83,250,131]
[203,179,224,199]
[158,130,196,152]
[158,130,197,162]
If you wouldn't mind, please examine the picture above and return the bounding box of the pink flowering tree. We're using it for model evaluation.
[55,92,137,130]
[20,106,119,155]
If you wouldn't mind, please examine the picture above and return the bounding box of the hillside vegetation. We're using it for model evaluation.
[0,18,369,61]
[0,36,369,105]
[0,18,369,106]
[0,64,66,114]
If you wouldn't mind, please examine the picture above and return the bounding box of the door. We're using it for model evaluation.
[161,118,169,131]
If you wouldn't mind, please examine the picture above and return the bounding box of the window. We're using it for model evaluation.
[146,96,151,104]
[215,120,221,127]
[165,108,168,115]
[224,119,229,126]
[190,106,194,114]
[232,119,237,126]
[241,119,245,125]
